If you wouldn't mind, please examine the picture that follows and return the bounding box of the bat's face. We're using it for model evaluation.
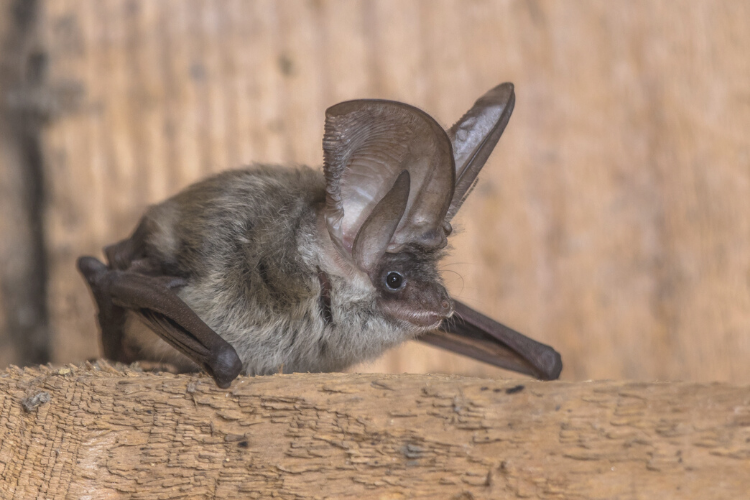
[371,250,453,329]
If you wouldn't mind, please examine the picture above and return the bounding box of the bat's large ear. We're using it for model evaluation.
[323,99,455,270]
[445,83,515,222]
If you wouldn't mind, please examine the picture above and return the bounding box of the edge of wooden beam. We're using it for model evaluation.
[1,363,749,498]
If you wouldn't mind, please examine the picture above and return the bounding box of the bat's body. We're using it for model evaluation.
[79,83,563,387]
[110,166,431,375]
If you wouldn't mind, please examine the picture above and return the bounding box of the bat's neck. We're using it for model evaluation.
[313,207,369,283]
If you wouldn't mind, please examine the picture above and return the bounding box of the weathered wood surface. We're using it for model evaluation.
[31,0,750,382]
[1,366,749,499]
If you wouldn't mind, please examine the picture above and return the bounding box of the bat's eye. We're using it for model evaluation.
[385,272,404,290]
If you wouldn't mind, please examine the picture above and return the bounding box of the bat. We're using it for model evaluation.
[77,82,562,388]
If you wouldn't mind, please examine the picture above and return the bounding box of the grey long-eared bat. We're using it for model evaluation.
[77,83,562,388]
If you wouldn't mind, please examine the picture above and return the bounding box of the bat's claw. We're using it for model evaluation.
[537,349,563,381]
[204,345,243,389]
[77,256,108,284]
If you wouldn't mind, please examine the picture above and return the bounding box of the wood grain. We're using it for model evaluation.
[28,0,750,380]
[1,366,749,499]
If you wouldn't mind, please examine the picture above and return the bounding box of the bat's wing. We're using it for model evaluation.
[421,84,562,380]
[77,241,242,388]
[421,300,562,380]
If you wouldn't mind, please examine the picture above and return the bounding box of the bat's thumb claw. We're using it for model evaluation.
[537,349,563,381]
[77,256,108,284]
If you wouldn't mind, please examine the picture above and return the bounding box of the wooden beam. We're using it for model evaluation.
[1,365,748,498]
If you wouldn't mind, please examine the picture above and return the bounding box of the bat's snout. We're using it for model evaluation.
[414,288,454,327]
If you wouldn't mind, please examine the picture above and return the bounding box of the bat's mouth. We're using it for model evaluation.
[406,313,444,329]
[381,300,454,329]
[410,313,449,330]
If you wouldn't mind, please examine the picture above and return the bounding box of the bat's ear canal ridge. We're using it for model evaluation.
[352,170,410,273]
[445,82,516,222]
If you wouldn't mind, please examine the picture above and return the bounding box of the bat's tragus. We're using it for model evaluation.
[77,82,562,387]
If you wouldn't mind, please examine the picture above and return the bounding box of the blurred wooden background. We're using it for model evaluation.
[1,0,749,381]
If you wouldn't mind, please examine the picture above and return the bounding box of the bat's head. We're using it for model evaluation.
[322,84,515,329]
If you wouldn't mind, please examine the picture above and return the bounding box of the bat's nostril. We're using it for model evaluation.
[439,298,455,319]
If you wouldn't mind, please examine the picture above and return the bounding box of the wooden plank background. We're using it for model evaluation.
[1,0,749,381]
[0,0,49,369]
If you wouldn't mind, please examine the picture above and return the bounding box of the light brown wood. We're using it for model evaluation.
[0,0,741,380]
[1,366,749,499]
